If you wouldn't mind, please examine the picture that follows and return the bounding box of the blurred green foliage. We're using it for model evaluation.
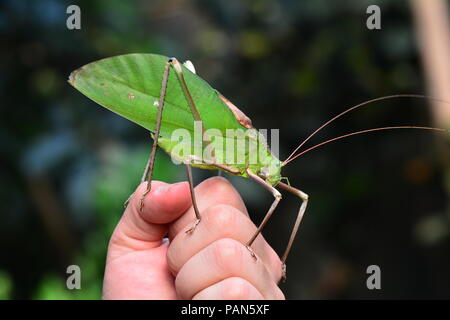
[0,0,449,299]
[0,271,12,299]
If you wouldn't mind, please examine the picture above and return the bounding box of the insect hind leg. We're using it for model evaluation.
[127,57,208,213]
[123,60,171,210]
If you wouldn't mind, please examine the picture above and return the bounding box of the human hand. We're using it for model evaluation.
[103,177,284,300]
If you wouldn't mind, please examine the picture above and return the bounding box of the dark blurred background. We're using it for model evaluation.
[0,0,449,299]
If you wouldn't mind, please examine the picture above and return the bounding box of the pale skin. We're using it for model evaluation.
[103,176,285,300]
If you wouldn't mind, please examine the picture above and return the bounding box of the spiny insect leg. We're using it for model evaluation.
[246,170,282,262]
[134,61,170,212]
[167,59,211,233]
[184,163,201,234]
[277,182,309,282]
[168,60,240,233]
[169,57,218,161]
[169,58,203,126]
[182,155,241,234]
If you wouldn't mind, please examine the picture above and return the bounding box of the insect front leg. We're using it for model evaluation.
[246,170,282,262]
[277,182,309,281]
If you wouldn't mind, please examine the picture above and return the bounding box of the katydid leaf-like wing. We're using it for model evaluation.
[68,53,246,138]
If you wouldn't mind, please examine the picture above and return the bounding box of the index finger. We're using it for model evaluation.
[168,176,248,239]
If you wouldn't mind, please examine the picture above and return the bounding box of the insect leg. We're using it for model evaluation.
[168,59,221,232]
[123,60,171,210]
[138,61,172,211]
[184,163,201,234]
[168,58,218,163]
[246,170,282,261]
[168,58,203,126]
[276,181,309,281]
[181,155,241,234]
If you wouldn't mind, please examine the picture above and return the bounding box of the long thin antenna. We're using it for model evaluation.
[283,94,449,164]
[283,126,449,165]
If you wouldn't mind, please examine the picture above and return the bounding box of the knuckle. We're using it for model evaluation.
[202,176,234,196]
[268,253,283,282]
[205,204,238,232]
[166,245,178,275]
[213,238,242,270]
[174,277,189,299]
[222,277,251,300]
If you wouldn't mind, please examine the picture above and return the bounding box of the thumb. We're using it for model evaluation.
[110,181,192,253]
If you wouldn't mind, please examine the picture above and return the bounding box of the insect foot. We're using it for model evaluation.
[185,219,201,234]
[245,245,258,262]
[139,187,151,213]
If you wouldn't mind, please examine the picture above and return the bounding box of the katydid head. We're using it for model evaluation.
[259,157,283,186]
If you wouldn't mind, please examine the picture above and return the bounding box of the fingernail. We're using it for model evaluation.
[153,184,170,195]
[154,182,185,195]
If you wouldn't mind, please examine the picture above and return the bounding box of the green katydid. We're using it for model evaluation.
[69,53,449,280]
